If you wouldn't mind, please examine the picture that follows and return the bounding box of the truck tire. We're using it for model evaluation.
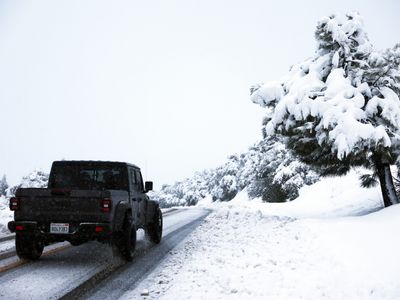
[15,234,44,260]
[117,216,136,261]
[146,207,163,244]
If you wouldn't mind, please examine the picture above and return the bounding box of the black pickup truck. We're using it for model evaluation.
[8,160,163,261]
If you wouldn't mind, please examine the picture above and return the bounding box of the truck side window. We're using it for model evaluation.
[135,170,144,192]
[129,169,137,191]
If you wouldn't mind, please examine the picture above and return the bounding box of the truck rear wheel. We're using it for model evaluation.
[146,207,163,244]
[117,217,136,261]
[15,234,44,260]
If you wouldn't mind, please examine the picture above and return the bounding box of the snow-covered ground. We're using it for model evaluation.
[124,169,400,300]
[228,168,383,218]
[2,168,399,299]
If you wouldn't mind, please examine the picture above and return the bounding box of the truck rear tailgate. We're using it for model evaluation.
[14,188,117,224]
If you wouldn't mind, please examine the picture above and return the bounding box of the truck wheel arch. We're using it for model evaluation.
[113,201,131,232]
[145,200,159,225]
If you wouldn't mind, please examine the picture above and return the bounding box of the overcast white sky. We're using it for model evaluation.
[1,0,399,188]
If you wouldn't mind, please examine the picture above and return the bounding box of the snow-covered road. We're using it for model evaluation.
[0,208,210,300]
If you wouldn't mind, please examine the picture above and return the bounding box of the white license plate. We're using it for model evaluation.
[50,223,69,234]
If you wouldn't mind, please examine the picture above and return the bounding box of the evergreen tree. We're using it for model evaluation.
[19,169,49,188]
[6,169,50,197]
[245,136,318,202]
[0,175,8,196]
[152,135,318,207]
[251,13,400,207]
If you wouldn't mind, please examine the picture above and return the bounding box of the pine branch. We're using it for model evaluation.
[359,174,378,188]
[371,59,393,87]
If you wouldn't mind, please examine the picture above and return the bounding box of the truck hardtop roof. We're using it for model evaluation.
[52,160,140,170]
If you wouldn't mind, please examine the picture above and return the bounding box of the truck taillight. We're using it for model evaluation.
[10,197,20,211]
[15,225,24,231]
[101,198,112,213]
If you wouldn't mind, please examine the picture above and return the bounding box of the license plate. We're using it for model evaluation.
[50,223,69,234]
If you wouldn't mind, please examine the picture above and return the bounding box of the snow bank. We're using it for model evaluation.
[0,196,12,235]
[132,200,400,300]
[125,170,395,298]
[266,168,383,218]
[305,204,400,297]
[220,168,383,219]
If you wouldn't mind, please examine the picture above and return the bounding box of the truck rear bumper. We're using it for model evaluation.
[8,221,112,241]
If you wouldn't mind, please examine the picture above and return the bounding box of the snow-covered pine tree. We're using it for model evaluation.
[19,169,49,188]
[245,136,318,202]
[152,136,319,207]
[0,175,8,196]
[209,155,242,202]
[251,13,400,207]
[6,169,49,197]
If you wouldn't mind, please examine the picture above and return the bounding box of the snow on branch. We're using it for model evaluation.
[252,12,400,161]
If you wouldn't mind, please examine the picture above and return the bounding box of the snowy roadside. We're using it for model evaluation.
[130,205,399,300]
[121,170,400,300]
[0,196,12,235]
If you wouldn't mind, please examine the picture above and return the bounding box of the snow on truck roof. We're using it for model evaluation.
[52,160,140,170]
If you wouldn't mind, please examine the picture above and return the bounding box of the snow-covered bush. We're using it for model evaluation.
[251,12,400,207]
[150,170,212,208]
[19,169,49,188]
[245,136,319,202]
[153,135,319,207]
[6,169,49,197]
[208,155,243,202]
[0,175,8,196]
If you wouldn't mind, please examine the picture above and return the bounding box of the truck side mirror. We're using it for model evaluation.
[145,181,153,192]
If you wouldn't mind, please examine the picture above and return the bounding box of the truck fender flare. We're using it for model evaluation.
[113,201,131,232]
[146,200,159,225]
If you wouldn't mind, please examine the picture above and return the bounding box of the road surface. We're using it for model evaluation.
[0,208,210,300]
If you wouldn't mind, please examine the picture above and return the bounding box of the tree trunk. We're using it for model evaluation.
[374,155,399,207]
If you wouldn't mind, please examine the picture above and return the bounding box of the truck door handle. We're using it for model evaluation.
[132,198,137,202]
[138,198,142,202]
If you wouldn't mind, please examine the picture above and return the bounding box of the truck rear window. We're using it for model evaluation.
[49,165,128,190]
